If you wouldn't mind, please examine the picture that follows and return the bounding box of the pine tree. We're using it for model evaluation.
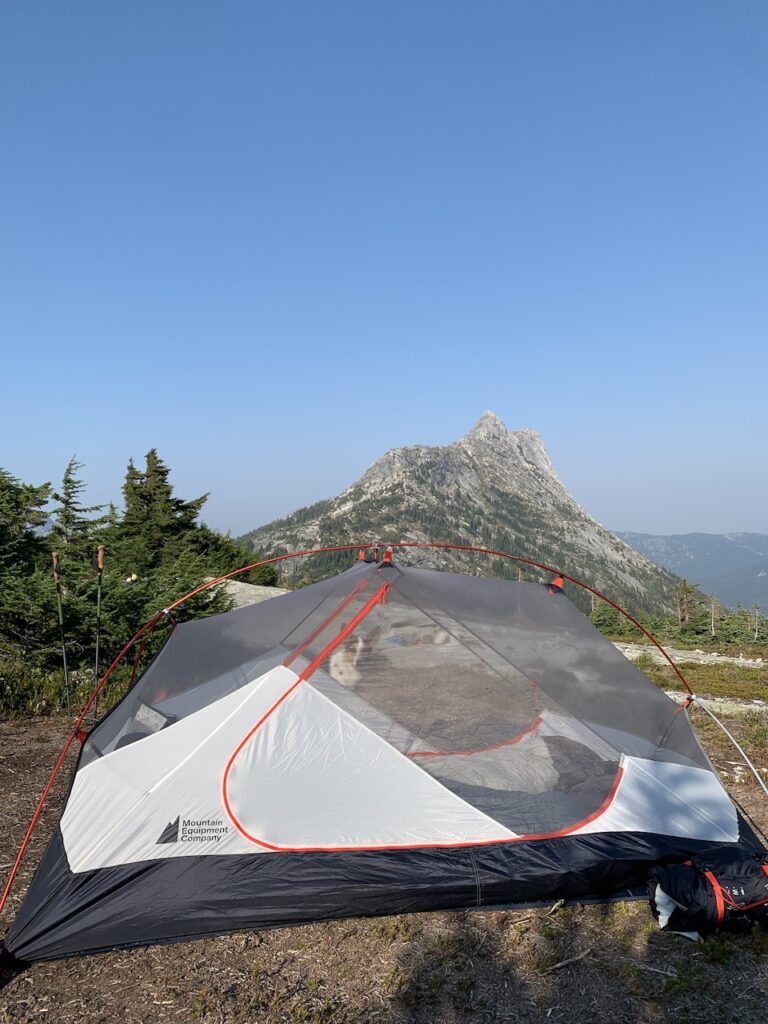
[0,469,50,573]
[675,579,702,627]
[101,449,273,649]
[0,469,56,662]
[118,451,207,563]
[26,459,109,699]
[121,459,145,534]
[51,457,107,551]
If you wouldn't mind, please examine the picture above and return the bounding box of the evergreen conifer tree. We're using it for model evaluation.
[0,469,55,663]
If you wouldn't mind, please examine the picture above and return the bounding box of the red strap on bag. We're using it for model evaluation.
[702,870,726,925]
[702,866,768,921]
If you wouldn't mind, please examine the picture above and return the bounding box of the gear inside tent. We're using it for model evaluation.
[3,553,765,962]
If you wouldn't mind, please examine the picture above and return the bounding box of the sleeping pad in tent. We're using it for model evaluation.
[3,560,764,961]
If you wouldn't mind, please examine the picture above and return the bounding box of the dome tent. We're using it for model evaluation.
[2,547,763,963]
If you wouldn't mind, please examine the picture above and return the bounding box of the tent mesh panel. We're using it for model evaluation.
[81,562,709,837]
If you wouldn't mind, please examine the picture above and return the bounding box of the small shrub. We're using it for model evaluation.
[664,959,703,995]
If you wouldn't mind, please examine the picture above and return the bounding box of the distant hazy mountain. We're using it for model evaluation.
[238,412,678,613]
[617,532,768,611]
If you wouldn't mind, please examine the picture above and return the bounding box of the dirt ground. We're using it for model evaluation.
[0,714,766,1024]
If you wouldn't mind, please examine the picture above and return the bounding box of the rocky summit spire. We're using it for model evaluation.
[238,415,678,613]
[457,416,554,479]
[463,411,509,442]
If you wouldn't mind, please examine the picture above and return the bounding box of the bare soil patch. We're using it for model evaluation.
[1,714,766,1024]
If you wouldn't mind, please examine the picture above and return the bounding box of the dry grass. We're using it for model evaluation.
[634,655,768,702]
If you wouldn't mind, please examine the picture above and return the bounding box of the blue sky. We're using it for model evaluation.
[2,2,766,537]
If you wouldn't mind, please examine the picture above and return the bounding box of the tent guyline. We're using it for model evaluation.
[0,541,694,918]
[688,697,768,800]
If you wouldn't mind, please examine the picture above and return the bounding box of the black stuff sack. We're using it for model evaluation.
[649,847,768,939]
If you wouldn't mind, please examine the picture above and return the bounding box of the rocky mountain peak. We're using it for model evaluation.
[238,415,679,613]
[455,415,555,484]
[462,410,509,443]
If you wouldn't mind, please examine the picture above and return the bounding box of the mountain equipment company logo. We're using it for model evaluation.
[156,816,180,843]
[155,816,228,845]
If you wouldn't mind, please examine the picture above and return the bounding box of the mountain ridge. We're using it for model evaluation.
[617,531,768,612]
[238,413,678,613]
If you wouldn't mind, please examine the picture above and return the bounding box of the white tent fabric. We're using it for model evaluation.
[61,661,739,874]
[61,665,516,871]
